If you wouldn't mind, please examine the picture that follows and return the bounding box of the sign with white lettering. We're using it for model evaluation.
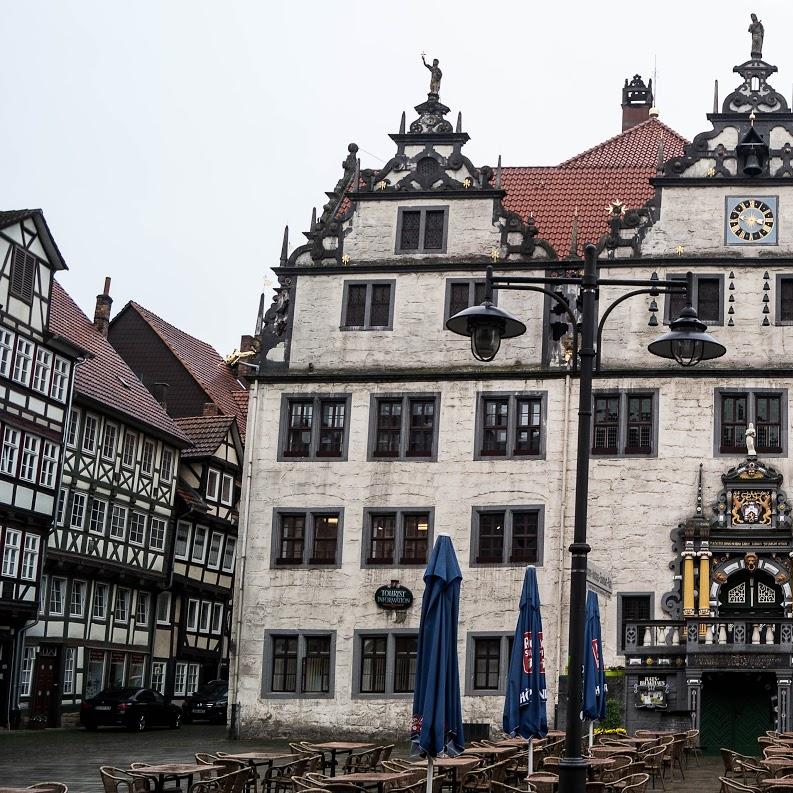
[375,583,413,610]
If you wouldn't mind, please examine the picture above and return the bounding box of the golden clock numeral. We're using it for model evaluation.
[763,223,773,232]
[730,221,740,230]
[749,200,756,209]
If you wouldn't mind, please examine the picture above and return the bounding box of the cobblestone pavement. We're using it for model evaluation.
[0,727,723,793]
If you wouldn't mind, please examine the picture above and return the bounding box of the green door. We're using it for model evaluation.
[700,672,774,756]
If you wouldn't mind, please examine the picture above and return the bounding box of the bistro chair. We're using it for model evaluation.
[343,748,381,774]
[27,786,68,793]
[189,767,256,793]
[99,767,154,793]
[491,783,538,793]
[541,757,560,773]
[637,746,665,790]
[718,778,761,793]
[586,783,606,793]
[525,772,558,793]
[614,774,650,793]
[599,756,632,788]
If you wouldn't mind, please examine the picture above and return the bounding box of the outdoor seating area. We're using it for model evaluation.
[718,731,793,793]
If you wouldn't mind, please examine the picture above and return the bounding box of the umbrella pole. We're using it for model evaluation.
[589,721,594,749]
[528,738,534,776]
[426,755,434,793]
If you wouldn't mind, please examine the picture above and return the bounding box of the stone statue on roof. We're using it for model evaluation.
[422,54,442,95]
[749,13,764,59]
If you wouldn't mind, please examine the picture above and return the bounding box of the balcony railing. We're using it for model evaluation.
[624,620,686,651]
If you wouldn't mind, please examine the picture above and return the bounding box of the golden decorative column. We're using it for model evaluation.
[698,544,712,637]
[682,548,696,616]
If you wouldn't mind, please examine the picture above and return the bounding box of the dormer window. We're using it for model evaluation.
[396,207,448,254]
[10,246,35,303]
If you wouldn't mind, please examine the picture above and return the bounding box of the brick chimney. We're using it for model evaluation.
[94,277,113,337]
[151,382,169,410]
[621,74,654,132]
[203,402,220,416]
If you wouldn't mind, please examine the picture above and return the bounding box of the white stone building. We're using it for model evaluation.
[232,29,793,754]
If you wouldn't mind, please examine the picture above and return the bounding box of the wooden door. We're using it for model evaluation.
[30,646,60,727]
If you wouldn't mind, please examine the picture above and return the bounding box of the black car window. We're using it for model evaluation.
[153,691,164,704]
[136,689,155,703]
[98,687,137,700]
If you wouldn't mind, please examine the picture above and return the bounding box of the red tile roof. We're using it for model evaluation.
[501,118,688,256]
[174,415,235,459]
[125,303,248,440]
[49,281,189,445]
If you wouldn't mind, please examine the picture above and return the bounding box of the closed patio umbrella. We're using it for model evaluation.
[582,590,607,747]
[411,533,465,793]
[503,566,548,774]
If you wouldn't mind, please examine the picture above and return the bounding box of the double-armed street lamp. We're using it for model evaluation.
[446,243,726,793]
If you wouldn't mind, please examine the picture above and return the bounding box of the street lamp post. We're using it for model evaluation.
[447,243,725,793]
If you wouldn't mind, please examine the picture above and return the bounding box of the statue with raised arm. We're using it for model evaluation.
[749,13,764,59]
[422,53,442,95]
[745,422,757,457]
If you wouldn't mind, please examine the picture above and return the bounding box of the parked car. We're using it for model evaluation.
[81,687,182,731]
[181,680,228,724]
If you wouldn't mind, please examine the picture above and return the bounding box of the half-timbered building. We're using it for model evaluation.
[232,17,793,753]
[0,210,81,729]
[21,281,189,726]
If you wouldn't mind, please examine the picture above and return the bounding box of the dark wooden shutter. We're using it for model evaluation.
[10,247,35,302]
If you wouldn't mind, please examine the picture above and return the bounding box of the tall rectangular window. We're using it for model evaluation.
[510,511,539,563]
[284,400,312,457]
[50,356,69,401]
[187,663,199,695]
[21,534,40,581]
[0,330,14,377]
[156,592,171,624]
[93,583,109,619]
[206,469,220,500]
[620,594,652,650]
[13,339,33,385]
[477,394,544,459]
[151,661,166,695]
[477,512,504,564]
[114,588,130,622]
[70,493,86,528]
[721,394,748,453]
[39,441,59,488]
[89,499,107,534]
[2,529,20,577]
[199,601,210,632]
[101,423,118,460]
[481,398,508,455]
[625,395,653,454]
[49,577,65,615]
[365,510,431,566]
[186,599,199,631]
[396,207,448,253]
[192,525,207,562]
[473,637,501,690]
[70,580,86,616]
[82,414,98,454]
[141,440,155,475]
[311,515,338,563]
[222,537,236,572]
[109,505,127,540]
[135,592,150,624]
[63,647,76,695]
[32,348,52,394]
[174,521,190,559]
[371,395,440,460]
[302,636,331,693]
[220,473,234,504]
[19,435,40,482]
[128,512,146,545]
[593,395,620,454]
[56,488,67,526]
[271,636,298,692]
[341,282,394,330]
[473,507,544,566]
[756,395,782,453]
[667,274,723,325]
[10,246,36,303]
[160,448,174,483]
[1,427,20,475]
[393,636,418,693]
[276,514,305,564]
[717,391,784,455]
[373,399,402,458]
[174,662,187,696]
[360,636,387,694]
[20,647,35,696]
[211,602,223,634]
[149,517,166,551]
[207,532,223,568]
[407,399,435,457]
[66,410,79,448]
[121,433,136,468]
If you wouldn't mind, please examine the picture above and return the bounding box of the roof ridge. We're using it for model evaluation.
[129,301,222,359]
[558,117,688,168]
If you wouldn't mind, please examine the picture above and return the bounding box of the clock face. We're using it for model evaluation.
[725,196,778,244]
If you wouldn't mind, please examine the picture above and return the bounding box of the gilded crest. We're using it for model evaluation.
[731,490,772,525]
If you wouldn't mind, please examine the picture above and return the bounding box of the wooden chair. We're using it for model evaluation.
[99,767,154,793]
[638,745,665,790]
[599,756,632,788]
[617,774,650,793]
[718,777,761,793]
[27,786,68,793]
[189,767,256,793]
[267,757,312,793]
[491,782,538,793]
[343,748,380,774]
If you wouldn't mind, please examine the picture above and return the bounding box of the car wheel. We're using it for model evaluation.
[129,714,146,732]
[170,713,181,730]
[182,713,193,725]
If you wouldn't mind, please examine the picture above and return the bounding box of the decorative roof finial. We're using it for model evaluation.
[399,111,406,134]
[421,53,442,96]
[310,207,317,231]
[713,79,719,114]
[495,155,502,190]
[749,13,764,60]
[656,138,665,175]
[280,226,289,266]
[456,112,462,133]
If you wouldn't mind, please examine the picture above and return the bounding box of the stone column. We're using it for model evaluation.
[687,677,702,731]
[778,678,792,733]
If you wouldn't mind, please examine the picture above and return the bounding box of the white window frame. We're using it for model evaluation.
[70,580,86,617]
[66,409,80,448]
[20,647,35,697]
[141,439,155,476]
[82,414,98,455]
[192,525,208,563]
[121,432,136,468]
[114,588,130,623]
[19,434,39,482]
[88,498,107,535]
[93,582,109,620]
[32,347,52,394]
[21,534,40,581]
[220,473,234,506]
[49,576,65,616]
[186,598,199,631]
[160,448,174,483]
[207,532,223,569]
[174,662,187,696]
[39,441,59,488]
[50,356,69,402]
[56,488,67,527]
[186,663,200,695]
[1,427,20,476]
[109,504,127,540]
[221,536,236,573]
[211,602,223,634]
[0,330,14,378]
[62,647,76,695]
[156,592,171,625]
[70,492,87,529]
[206,468,220,501]
[174,521,191,560]
[151,661,166,695]
[199,601,210,633]
[12,338,33,386]
[39,575,47,614]
[101,422,118,461]
[128,511,146,546]
[149,517,166,551]
[135,591,150,624]
[2,528,20,577]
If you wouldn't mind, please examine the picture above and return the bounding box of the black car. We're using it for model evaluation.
[181,680,228,724]
[81,687,182,731]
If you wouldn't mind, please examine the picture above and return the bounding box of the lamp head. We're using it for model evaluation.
[446,300,527,362]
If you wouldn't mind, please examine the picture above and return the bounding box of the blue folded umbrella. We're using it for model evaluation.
[582,590,607,722]
[410,534,465,757]
[503,566,548,739]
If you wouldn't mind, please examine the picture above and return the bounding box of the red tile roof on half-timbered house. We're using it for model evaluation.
[174,414,236,459]
[122,302,249,440]
[49,281,189,446]
[500,117,688,256]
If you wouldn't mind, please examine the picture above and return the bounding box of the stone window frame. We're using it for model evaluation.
[269,507,345,569]
[350,628,419,699]
[366,392,442,462]
[339,280,396,331]
[590,389,660,459]
[464,631,514,696]
[395,206,449,255]
[276,393,353,462]
[712,387,788,458]
[359,506,435,568]
[261,629,337,700]
[473,390,548,461]
[617,591,654,653]
[663,273,725,326]
[469,505,545,567]
[443,278,495,326]
[775,274,793,326]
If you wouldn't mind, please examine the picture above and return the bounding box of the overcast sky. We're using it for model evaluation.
[1,1,790,355]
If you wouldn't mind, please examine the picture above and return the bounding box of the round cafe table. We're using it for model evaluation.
[410,756,480,793]
[129,763,218,793]
[585,757,616,780]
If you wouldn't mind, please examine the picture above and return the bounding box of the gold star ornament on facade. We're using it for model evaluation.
[341,254,351,265]
[490,249,501,262]
[606,199,625,216]
[675,245,685,256]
